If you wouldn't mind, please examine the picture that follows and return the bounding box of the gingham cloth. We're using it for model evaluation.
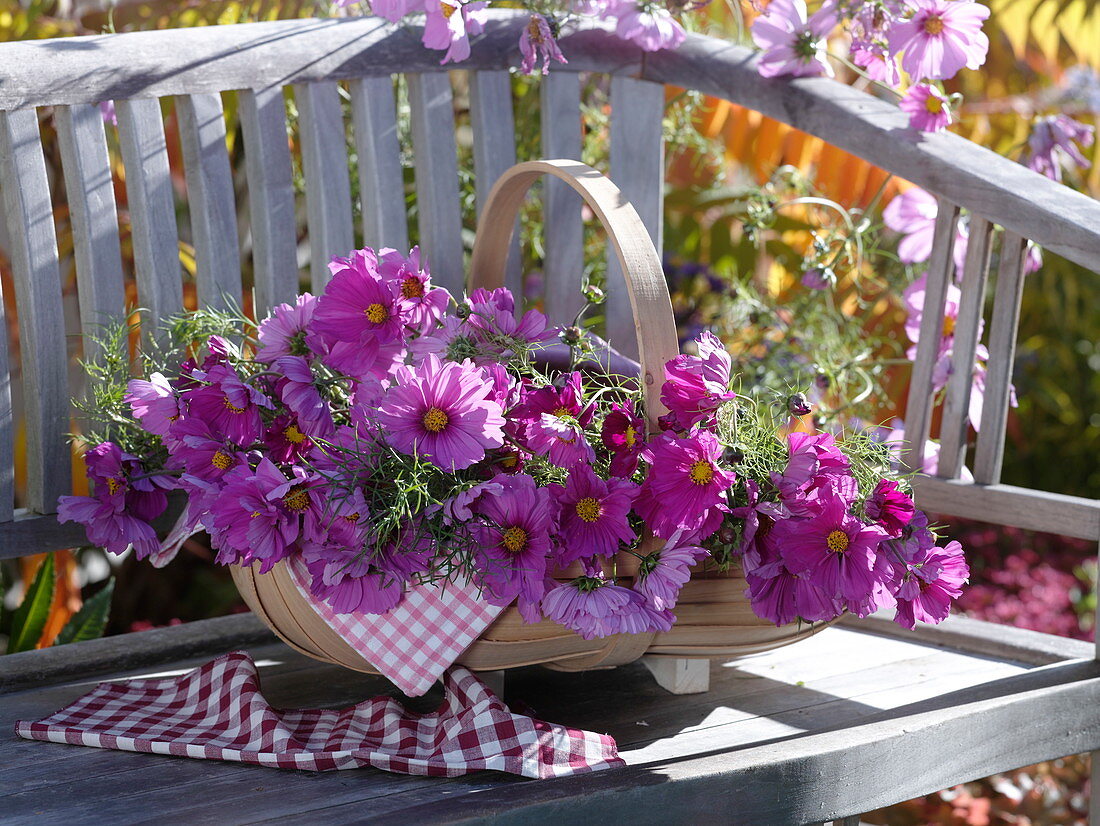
[287,558,506,697]
[15,651,624,779]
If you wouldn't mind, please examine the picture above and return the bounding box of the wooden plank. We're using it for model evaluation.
[54,103,127,361]
[238,86,299,315]
[911,476,1100,541]
[937,216,993,479]
[0,249,12,522]
[606,75,664,360]
[901,199,959,475]
[468,70,521,299]
[176,92,242,311]
[406,72,465,295]
[348,75,409,252]
[540,71,584,323]
[115,97,184,335]
[294,81,355,291]
[0,109,71,514]
[973,232,1028,485]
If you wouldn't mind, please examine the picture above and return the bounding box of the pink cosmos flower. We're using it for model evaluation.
[302,556,403,615]
[542,577,671,639]
[372,0,419,21]
[888,0,989,81]
[770,430,851,516]
[730,478,787,576]
[883,187,938,264]
[273,356,335,439]
[601,400,646,478]
[880,418,975,481]
[169,417,249,482]
[464,288,557,357]
[255,293,321,362]
[660,331,736,430]
[612,0,686,51]
[182,363,273,446]
[852,44,900,86]
[1026,114,1094,183]
[520,14,567,75]
[551,465,638,563]
[378,247,449,335]
[526,412,596,469]
[423,0,488,64]
[751,0,838,79]
[378,355,506,471]
[865,479,915,536]
[893,539,968,628]
[634,543,709,611]
[125,373,180,438]
[634,430,735,540]
[899,83,953,132]
[774,490,889,601]
[262,413,315,464]
[746,567,842,626]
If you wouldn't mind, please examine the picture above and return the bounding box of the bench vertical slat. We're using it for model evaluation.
[607,75,664,359]
[407,72,465,295]
[0,259,12,521]
[0,109,70,513]
[937,216,994,479]
[115,97,184,335]
[177,93,242,312]
[973,232,1028,485]
[469,70,521,299]
[294,81,355,292]
[348,75,409,252]
[54,103,127,361]
[540,72,583,324]
[238,87,299,315]
[902,198,960,475]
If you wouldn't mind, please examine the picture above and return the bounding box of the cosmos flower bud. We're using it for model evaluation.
[787,393,812,417]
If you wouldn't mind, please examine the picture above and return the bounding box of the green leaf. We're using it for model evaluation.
[53,578,114,646]
[6,554,56,654]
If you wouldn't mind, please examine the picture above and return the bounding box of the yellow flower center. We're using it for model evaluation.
[942,315,956,337]
[502,526,528,553]
[106,477,124,495]
[624,425,637,448]
[400,277,424,299]
[500,453,519,469]
[826,530,850,553]
[223,396,246,413]
[343,512,361,524]
[284,424,307,444]
[527,16,544,42]
[688,460,714,485]
[365,303,389,324]
[923,15,945,34]
[553,406,571,417]
[924,94,944,114]
[575,497,602,523]
[441,2,457,18]
[422,407,449,433]
[211,450,234,470]
[250,510,262,518]
[283,486,311,512]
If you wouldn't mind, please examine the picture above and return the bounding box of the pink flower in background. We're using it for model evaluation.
[378,355,506,471]
[613,0,686,51]
[635,430,735,540]
[423,0,488,64]
[1026,114,1095,182]
[751,0,838,79]
[893,540,969,628]
[883,187,938,263]
[634,543,709,611]
[661,331,736,430]
[899,83,953,132]
[125,373,179,438]
[888,0,989,81]
[852,44,899,85]
[371,0,418,21]
[880,418,975,481]
[520,14,567,75]
[98,100,117,126]
[255,293,320,362]
[551,465,637,563]
[601,400,646,477]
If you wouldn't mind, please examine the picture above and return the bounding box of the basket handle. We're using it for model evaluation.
[468,159,680,428]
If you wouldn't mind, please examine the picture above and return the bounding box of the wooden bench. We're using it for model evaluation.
[2,13,1099,825]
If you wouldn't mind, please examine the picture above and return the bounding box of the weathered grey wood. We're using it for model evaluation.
[238,86,299,315]
[468,70,521,299]
[294,81,355,291]
[115,97,183,333]
[540,71,584,323]
[407,72,465,295]
[1092,750,1100,826]
[0,109,70,514]
[177,92,242,311]
[0,271,11,522]
[901,199,959,475]
[911,477,1100,541]
[973,232,1028,485]
[606,76,664,359]
[54,103,127,361]
[938,216,993,479]
[348,75,409,252]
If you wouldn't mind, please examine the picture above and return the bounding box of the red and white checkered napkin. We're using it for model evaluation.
[286,558,505,697]
[15,651,624,779]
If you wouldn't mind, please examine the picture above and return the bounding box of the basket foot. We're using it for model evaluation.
[477,669,506,698]
[641,657,710,694]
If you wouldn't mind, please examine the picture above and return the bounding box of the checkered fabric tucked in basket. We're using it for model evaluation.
[287,558,506,697]
[15,651,624,778]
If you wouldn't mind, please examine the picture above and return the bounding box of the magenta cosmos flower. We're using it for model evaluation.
[899,83,953,133]
[634,543,709,612]
[542,577,671,640]
[377,246,449,335]
[634,430,735,540]
[865,479,915,536]
[774,489,889,601]
[423,0,487,64]
[893,540,968,629]
[660,331,736,430]
[255,293,320,362]
[377,355,506,470]
[888,0,989,81]
[273,355,335,439]
[746,567,843,626]
[520,14,567,75]
[551,464,638,564]
[1026,114,1094,182]
[601,400,646,478]
[751,0,838,79]
[183,363,273,446]
[125,373,179,438]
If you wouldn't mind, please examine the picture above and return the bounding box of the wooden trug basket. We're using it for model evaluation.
[231,160,827,675]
